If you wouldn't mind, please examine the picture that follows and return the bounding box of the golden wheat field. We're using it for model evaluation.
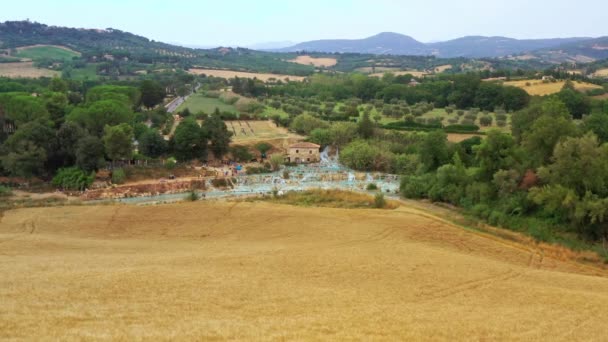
[188,68,305,82]
[504,79,603,96]
[2,201,608,340]
[288,55,337,67]
[593,68,608,77]
[0,62,59,78]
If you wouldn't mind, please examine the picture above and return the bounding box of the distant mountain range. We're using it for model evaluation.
[277,32,608,61]
[2,21,608,67]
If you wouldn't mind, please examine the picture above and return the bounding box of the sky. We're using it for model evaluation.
[0,0,606,47]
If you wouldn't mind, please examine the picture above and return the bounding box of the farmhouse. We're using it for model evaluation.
[286,142,320,163]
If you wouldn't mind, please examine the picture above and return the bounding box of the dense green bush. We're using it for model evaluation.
[0,185,12,197]
[51,167,95,191]
[111,168,126,184]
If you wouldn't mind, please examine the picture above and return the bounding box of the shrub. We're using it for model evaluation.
[400,175,432,199]
[495,113,507,121]
[366,183,378,191]
[269,154,285,171]
[479,115,493,127]
[185,190,199,201]
[464,113,478,121]
[231,145,253,162]
[165,157,177,169]
[111,168,126,184]
[373,193,387,208]
[444,124,480,132]
[290,113,329,134]
[460,118,475,125]
[52,167,95,191]
[457,110,465,116]
[0,185,12,197]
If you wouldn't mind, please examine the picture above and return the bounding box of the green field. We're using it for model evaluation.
[176,94,237,114]
[14,45,80,61]
[260,107,289,119]
[66,64,99,80]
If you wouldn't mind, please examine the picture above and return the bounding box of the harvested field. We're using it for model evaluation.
[0,62,59,78]
[434,64,452,73]
[1,201,608,340]
[447,133,483,143]
[288,55,337,67]
[189,68,305,82]
[507,54,538,61]
[226,120,296,142]
[504,79,603,96]
[593,68,608,77]
[369,69,428,78]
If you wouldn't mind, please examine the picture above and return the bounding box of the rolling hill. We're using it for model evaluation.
[2,201,608,339]
[533,37,608,63]
[281,32,429,55]
[428,36,590,58]
[279,32,598,60]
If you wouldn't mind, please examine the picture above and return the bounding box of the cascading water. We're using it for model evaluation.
[113,145,401,204]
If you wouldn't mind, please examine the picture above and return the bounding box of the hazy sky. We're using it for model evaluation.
[1,0,606,47]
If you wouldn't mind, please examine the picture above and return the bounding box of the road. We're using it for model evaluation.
[164,83,201,113]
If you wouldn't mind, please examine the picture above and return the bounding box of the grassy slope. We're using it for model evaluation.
[14,46,80,61]
[176,93,237,114]
[67,64,99,80]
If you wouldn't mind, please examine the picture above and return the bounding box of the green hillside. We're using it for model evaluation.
[14,45,80,61]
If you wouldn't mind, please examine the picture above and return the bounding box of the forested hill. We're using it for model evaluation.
[0,21,315,75]
[0,20,195,59]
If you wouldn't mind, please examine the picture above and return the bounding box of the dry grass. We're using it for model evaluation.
[434,64,452,73]
[2,201,608,340]
[507,54,538,61]
[189,68,305,82]
[504,79,603,96]
[593,68,608,77]
[447,133,483,143]
[359,67,428,78]
[288,55,337,67]
[227,120,292,142]
[370,70,428,78]
[0,62,59,78]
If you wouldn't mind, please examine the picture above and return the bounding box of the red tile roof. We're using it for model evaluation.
[289,142,321,149]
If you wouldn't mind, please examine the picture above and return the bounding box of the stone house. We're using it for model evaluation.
[286,142,321,163]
